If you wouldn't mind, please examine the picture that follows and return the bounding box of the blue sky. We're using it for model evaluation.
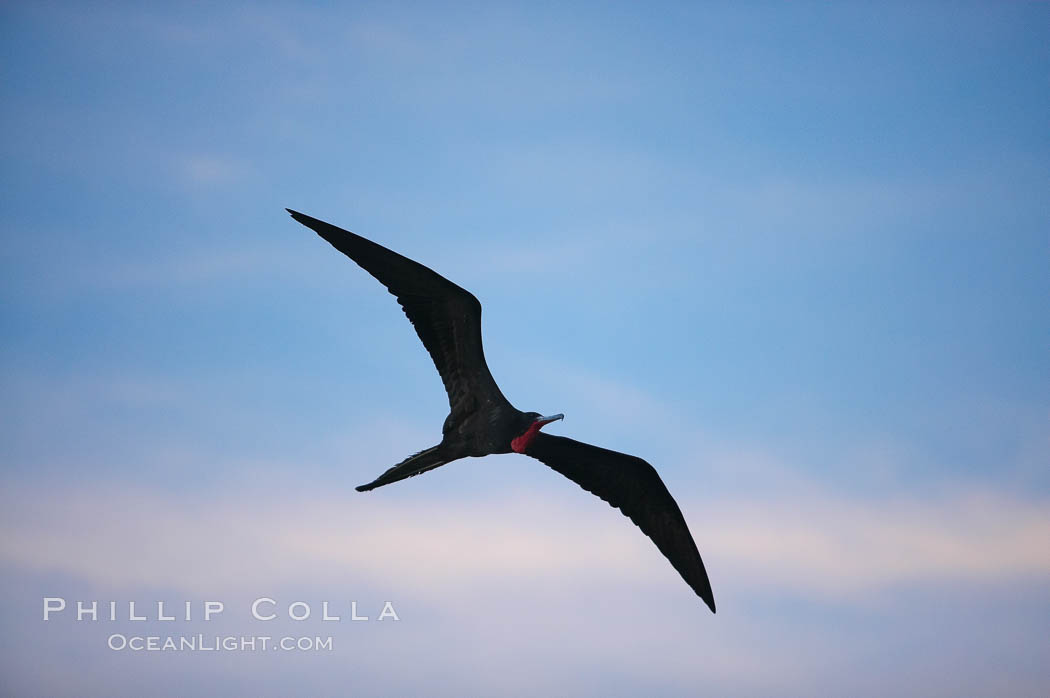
[2,2,1048,696]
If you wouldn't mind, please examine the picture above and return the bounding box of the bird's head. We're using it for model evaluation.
[510,412,564,454]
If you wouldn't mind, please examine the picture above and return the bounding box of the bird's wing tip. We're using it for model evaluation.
[286,209,317,227]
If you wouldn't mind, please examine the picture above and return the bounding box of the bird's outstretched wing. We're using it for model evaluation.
[525,432,715,612]
[288,210,510,420]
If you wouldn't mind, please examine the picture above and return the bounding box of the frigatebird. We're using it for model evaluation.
[288,209,716,612]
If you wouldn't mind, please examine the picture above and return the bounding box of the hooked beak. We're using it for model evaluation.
[536,413,564,427]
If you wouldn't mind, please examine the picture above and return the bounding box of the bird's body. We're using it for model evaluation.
[288,209,716,613]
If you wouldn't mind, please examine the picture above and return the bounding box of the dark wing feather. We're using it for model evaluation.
[288,210,510,419]
[526,432,715,612]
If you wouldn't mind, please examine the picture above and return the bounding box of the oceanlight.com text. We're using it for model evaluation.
[107,634,333,652]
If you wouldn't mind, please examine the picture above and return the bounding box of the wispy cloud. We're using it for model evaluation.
[175,153,249,187]
[3,479,1047,697]
[706,490,1050,597]
[0,235,321,298]
[3,480,1046,602]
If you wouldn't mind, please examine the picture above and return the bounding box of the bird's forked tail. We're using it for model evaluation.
[355,445,451,492]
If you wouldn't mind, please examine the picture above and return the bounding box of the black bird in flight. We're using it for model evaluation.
[288,209,716,612]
